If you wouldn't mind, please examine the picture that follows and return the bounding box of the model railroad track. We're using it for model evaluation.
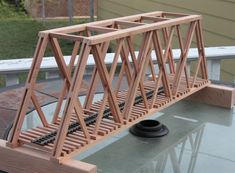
[32,87,164,146]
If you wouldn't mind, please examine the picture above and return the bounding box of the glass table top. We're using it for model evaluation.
[24,95,235,173]
[79,101,235,173]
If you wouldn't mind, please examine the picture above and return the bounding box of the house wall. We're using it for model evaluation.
[24,0,97,18]
[97,0,235,47]
[97,0,235,82]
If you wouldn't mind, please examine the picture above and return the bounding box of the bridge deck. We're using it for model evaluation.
[18,75,209,160]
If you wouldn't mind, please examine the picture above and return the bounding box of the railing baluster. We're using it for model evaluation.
[5,74,19,86]
[45,70,60,79]
[207,59,221,81]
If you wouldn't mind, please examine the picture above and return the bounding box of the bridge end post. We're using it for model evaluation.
[0,139,97,173]
[187,84,235,109]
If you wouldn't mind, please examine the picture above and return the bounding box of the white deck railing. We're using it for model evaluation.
[0,46,234,87]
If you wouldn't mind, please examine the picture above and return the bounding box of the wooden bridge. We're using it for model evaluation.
[0,11,216,173]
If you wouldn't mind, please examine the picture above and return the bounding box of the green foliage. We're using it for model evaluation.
[0,1,89,86]
[0,19,45,59]
[0,3,88,59]
[1,0,25,10]
[0,2,27,19]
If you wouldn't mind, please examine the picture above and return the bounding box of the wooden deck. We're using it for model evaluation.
[18,75,209,161]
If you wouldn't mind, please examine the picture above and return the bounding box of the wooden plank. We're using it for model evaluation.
[31,92,48,127]
[115,20,145,27]
[0,140,96,173]
[187,84,235,108]
[141,16,170,22]
[50,33,86,42]
[87,26,118,33]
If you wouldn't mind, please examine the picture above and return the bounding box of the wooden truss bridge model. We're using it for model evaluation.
[0,11,218,173]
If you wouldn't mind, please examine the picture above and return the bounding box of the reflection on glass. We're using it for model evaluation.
[134,125,204,173]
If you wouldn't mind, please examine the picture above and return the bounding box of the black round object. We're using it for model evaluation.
[2,123,13,140]
[130,120,169,138]
[0,170,7,173]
